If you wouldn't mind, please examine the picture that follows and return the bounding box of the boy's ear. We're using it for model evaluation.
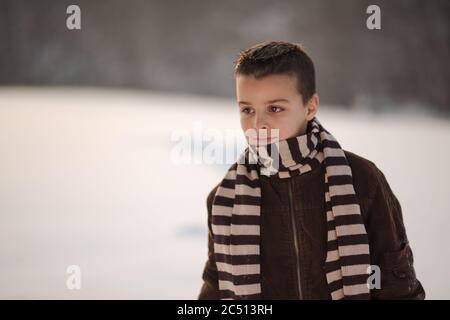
[306,94,319,120]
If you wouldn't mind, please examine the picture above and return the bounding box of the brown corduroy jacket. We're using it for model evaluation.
[198,150,425,300]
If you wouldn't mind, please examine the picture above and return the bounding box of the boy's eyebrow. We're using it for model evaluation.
[238,98,290,105]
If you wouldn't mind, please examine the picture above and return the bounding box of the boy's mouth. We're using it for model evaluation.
[248,136,275,145]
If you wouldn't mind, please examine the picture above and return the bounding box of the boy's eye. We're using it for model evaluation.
[241,107,253,114]
[269,105,283,113]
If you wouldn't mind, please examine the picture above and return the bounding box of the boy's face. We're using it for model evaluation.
[236,73,318,145]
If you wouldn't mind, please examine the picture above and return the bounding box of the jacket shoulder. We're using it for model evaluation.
[206,182,220,215]
[343,149,381,199]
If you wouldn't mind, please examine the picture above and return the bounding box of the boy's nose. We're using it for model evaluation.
[254,115,270,133]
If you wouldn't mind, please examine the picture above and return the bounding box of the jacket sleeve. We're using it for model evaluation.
[366,167,425,300]
[197,185,221,300]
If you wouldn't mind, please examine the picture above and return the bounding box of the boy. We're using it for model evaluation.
[198,41,425,300]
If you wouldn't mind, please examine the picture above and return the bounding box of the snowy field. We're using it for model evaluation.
[0,87,449,299]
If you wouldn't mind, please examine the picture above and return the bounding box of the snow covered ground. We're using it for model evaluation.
[0,87,449,299]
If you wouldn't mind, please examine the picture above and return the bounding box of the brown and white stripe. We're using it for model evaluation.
[211,117,371,300]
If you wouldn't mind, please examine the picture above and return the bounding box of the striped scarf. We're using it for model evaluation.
[211,117,371,300]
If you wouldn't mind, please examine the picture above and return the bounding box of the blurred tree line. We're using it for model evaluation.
[0,0,448,115]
